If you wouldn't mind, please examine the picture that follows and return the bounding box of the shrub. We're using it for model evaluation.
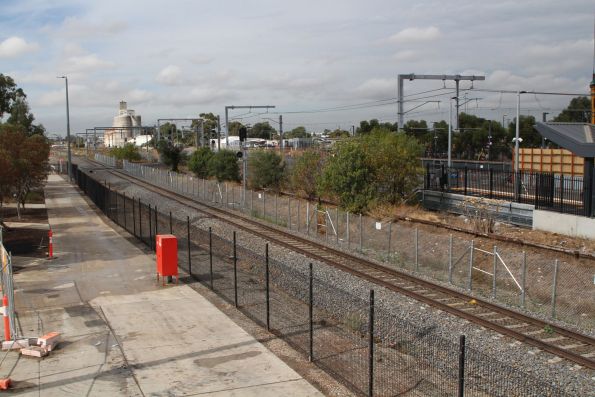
[208,150,240,182]
[290,149,324,199]
[188,147,213,179]
[318,128,423,212]
[318,140,375,213]
[248,150,284,190]
[157,139,183,171]
[110,143,142,162]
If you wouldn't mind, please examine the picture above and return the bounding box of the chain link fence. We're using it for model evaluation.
[121,161,595,332]
[73,165,571,397]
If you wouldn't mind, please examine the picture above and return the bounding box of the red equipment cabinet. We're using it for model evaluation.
[156,234,178,285]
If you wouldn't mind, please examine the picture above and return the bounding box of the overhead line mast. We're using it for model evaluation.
[397,74,485,130]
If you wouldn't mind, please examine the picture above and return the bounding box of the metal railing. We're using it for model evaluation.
[72,165,571,397]
[424,165,587,217]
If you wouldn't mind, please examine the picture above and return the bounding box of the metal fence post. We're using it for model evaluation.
[116,192,120,225]
[489,168,494,199]
[306,202,310,235]
[492,245,497,299]
[415,227,419,272]
[448,234,453,284]
[123,193,127,230]
[138,199,142,242]
[467,240,474,291]
[288,197,291,230]
[233,231,238,308]
[551,259,559,318]
[154,206,158,241]
[297,200,301,232]
[132,197,136,237]
[335,208,339,244]
[209,227,213,290]
[148,204,153,249]
[187,216,192,275]
[458,335,466,397]
[309,262,314,362]
[359,214,363,251]
[169,212,173,234]
[464,167,468,196]
[368,289,375,397]
[266,244,270,331]
[263,191,266,219]
[521,251,527,308]
[387,222,392,256]
[347,212,350,249]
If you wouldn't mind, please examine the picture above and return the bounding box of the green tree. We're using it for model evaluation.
[0,74,24,118]
[327,128,350,138]
[285,126,310,138]
[249,122,276,139]
[0,125,49,219]
[248,150,284,190]
[157,139,183,171]
[403,120,428,135]
[227,121,244,136]
[208,150,240,182]
[553,96,591,123]
[362,129,423,204]
[509,115,539,148]
[110,143,142,162]
[318,140,375,212]
[188,147,214,178]
[357,119,397,135]
[290,149,324,199]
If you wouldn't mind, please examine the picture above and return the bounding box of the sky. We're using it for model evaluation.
[1,0,594,136]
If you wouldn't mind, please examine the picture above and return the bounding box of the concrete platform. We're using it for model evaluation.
[4,174,322,396]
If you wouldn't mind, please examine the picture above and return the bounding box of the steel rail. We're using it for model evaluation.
[80,159,595,370]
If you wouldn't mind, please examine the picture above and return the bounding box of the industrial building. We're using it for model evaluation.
[104,101,143,147]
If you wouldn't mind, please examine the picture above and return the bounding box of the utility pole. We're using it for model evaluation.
[225,105,275,147]
[397,74,485,131]
[57,76,72,181]
[541,112,549,148]
[448,97,454,167]
[279,115,283,157]
[224,105,276,206]
[216,115,221,151]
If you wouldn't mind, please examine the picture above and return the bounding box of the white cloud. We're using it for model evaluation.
[156,65,183,85]
[0,36,39,58]
[392,50,417,61]
[49,16,127,38]
[354,78,395,99]
[388,26,441,44]
[62,54,115,73]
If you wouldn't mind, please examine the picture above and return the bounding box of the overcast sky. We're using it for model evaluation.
[1,0,593,135]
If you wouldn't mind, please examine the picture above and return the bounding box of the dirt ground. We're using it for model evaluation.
[1,200,49,258]
[380,204,595,256]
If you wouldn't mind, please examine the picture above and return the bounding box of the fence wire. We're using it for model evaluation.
[73,166,574,397]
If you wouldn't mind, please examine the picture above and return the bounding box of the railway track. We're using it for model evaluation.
[82,159,595,371]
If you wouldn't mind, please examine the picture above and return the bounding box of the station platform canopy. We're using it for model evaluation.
[534,122,595,158]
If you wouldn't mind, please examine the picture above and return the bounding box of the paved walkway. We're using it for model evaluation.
[2,174,322,396]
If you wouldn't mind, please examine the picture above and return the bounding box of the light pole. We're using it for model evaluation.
[513,91,526,200]
[502,114,507,131]
[57,76,72,181]
[514,91,526,173]
[448,96,456,167]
